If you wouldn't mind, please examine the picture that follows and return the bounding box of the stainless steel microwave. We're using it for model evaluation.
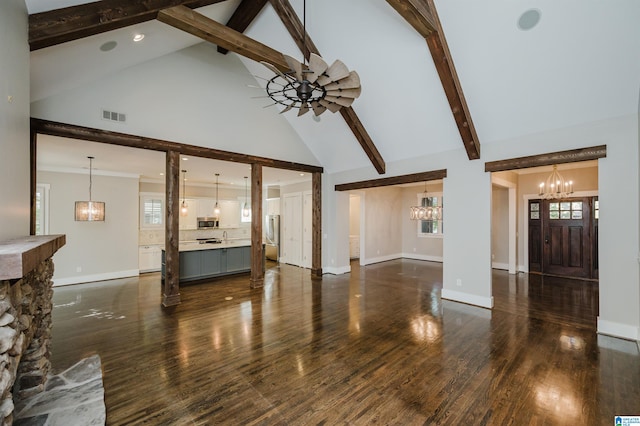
[197,217,219,229]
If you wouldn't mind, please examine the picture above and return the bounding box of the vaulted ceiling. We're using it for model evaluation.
[26,0,640,178]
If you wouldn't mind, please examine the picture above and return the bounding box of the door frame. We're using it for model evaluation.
[522,190,598,273]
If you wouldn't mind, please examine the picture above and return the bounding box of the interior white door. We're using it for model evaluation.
[282,193,302,267]
[302,191,312,268]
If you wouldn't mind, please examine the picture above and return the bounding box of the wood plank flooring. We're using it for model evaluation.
[49,259,640,425]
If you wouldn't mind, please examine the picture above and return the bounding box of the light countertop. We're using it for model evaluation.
[167,239,254,252]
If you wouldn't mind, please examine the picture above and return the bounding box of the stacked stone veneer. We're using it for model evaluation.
[0,257,54,425]
[0,235,64,426]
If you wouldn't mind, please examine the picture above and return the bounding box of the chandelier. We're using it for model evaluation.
[74,156,105,221]
[260,0,361,117]
[409,182,443,221]
[538,165,574,199]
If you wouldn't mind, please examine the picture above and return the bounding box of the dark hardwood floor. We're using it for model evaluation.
[50,259,640,425]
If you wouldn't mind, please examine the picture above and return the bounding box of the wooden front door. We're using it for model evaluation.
[529,197,596,279]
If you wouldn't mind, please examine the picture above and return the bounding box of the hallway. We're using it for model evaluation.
[50,260,639,424]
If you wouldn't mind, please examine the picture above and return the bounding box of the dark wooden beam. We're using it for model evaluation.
[29,0,227,51]
[158,5,291,72]
[163,150,181,307]
[311,171,322,279]
[335,169,447,192]
[385,0,436,38]
[387,0,480,160]
[268,0,386,174]
[484,146,607,173]
[217,0,269,54]
[31,118,323,174]
[250,163,264,288]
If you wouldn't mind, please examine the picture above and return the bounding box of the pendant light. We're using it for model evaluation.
[213,173,221,219]
[242,176,250,218]
[409,181,443,221]
[74,156,105,221]
[180,170,188,217]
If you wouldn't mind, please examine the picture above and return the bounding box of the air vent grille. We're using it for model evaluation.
[101,109,126,123]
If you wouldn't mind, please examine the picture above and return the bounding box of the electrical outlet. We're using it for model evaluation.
[377,250,380,255]
[76,266,82,273]
[456,278,462,287]
[492,254,495,260]
[413,247,416,252]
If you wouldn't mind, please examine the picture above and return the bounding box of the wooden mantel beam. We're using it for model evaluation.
[217,0,269,55]
[159,4,386,175]
[386,0,481,160]
[28,0,227,51]
[267,0,386,174]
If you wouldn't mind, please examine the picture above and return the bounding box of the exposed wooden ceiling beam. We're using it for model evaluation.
[217,0,269,55]
[268,0,386,174]
[28,0,227,51]
[484,146,607,173]
[335,169,447,192]
[386,0,481,160]
[160,4,386,175]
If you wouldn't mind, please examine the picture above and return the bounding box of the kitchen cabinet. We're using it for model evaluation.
[266,198,280,216]
[219,200,240,228]
[179,198,198,230]
[161,243,257,284]
[139,245,162,272]
[197,199,216,218]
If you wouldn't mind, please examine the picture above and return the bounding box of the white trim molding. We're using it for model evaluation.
[492,262,509,270]
[441,289,494,309]
[597,318,640,341]
[361,253,402,266]
[401,253,443,263]
[53,269,140,286]
[323,265,351,275]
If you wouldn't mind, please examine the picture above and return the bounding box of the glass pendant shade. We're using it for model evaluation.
[242,176,250,218]
[180,169,188,217]
[213,173,221,219]
[75,156,105,221]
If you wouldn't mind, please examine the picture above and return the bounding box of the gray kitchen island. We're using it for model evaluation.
[161,239,263,284]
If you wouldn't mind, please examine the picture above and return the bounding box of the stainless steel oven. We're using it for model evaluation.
[197,217,219,229]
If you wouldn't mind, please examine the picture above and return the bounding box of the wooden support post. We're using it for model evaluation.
[163,150,181,307]
[312,172,322,279]
[250,163,264,288]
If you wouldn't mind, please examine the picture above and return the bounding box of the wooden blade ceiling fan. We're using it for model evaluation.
[259,0,361,117]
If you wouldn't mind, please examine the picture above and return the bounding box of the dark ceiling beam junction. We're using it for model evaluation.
[335,169,447,192]
[484,146,607,173]
[267,0,386,175]
[159,4,386,175]
[31,118,323,174]
[28,0,227,51]
[217,0,269,55]
[386,0,481,160]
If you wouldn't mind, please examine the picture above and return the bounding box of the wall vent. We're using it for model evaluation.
[101,109,126,123]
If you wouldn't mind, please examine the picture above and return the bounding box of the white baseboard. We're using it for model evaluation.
[597,318,640,341]
[361,253,402,266]
[441,288,494,309]
[323,265,351,275]
[53,269,140,287]
[492,262,509,270]
[401,253,443,263]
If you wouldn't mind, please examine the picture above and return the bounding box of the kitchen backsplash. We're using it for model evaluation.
[139,227,251,245]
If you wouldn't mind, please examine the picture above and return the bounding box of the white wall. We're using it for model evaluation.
[349,195,360,236]
[39,171,139,285]
[360,186,403,265]
[30,43,320,168]
[326,114,640,339]
[491,186,509,268]
[0,0,30,240]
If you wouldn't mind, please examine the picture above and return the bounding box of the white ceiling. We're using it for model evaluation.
[26,0,640,179]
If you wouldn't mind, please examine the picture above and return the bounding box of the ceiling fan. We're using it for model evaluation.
[258,0,361,117]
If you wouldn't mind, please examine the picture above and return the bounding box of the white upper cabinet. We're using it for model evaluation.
[219,200,240,228]
[197,199,216,218]
[266,198,280,216]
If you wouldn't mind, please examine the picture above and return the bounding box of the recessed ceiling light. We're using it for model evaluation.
[133,34,145,42]
[99,41,117,52]
[518,9,541,31]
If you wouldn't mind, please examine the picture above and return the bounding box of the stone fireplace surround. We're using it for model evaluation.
[0,235,65,425]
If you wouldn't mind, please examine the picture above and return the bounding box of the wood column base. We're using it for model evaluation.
[311,268,323,280]
[162,293,181,307]
[250,278,264,289]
